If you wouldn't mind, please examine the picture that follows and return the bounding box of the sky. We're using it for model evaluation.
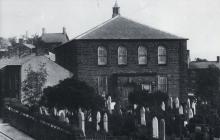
[0,0,219,60]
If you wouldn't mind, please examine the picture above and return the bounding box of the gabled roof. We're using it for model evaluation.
[189,61,220,69]
[75,16,186,40]
[41,33,69,44]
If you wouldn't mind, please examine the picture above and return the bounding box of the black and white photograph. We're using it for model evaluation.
[0,0,220,140]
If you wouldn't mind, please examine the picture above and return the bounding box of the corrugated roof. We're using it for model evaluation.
[75,16,186,40]
[41,33,69,44]
[189,61,220,69]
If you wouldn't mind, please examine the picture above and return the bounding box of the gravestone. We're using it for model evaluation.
[159,119,165,140]
[161,101,165,111]
[140,107,146,126]
[192,101,196,115]
[96,111,101,131]
[187,98,191,109]
[168,97,173,109]
[107,96,112,114]
[188,108,194,119]
[179,105,184,115]
[103,113,108,133]
[53,107,58,116]
[152,116,159,139]
[78,108,85,136]
[174,97,180,109]
[59,110,66,122]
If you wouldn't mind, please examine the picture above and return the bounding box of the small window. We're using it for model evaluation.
[118,46,127,65]
[158,46,167,64]
[157,75,167,93]
[98,76,108,97]
[138,46,147,65]
[98,46,107,65]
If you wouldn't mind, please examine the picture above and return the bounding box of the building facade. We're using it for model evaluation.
[55,3,188,103]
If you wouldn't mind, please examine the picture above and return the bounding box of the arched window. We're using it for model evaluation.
[118,46,127,65]
[158,46,167,64]
[98,46,107,65]
[138,46,147,65]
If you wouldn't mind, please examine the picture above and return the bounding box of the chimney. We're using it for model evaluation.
[42,27,46,35]
[112,1,120,18]
[217,56,220,63]
[19,38,24,44]
[63,27,66,34]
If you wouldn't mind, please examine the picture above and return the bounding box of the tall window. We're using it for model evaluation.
[118,46,127,65]
[138,46,147,65]
[157,75,167,93]
[98,76,108,97]
[98,46,107,65]
[158,46,167,64]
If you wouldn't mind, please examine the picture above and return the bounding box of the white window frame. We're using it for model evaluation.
[118,46,127,65]
[98,46,107,65]
[138,46,147,65]
[157,75,168,93]
[98,76,108,97]
[158,46,167,65]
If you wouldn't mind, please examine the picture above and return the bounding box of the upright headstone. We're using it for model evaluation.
[107,96,112,114]
[152,116,159,139]
[188,108,194,119]
[174,97,180,109]
[78,108,85,136]
[53,107,58,116]
[96,111,101,131]
[161,101,165,111]
[134,104,138,110]
[179,105,184,115]
[39,107,43,115]
[103,113,108,133]
[192,102,196,115]
[59,110,66,122]
[140,107,146,126]
[168,97,173,109]
[187,98,191,109]
[159,119,166,140]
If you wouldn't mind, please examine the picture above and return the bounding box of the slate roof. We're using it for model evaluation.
[75,16,185,40]
[189,61,220,69]
[41,33,69,44]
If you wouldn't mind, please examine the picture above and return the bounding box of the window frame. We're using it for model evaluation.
[157,75,168,93]
[97,46,107,66]
[138,46,148,65]
[118,46,127,65]
[158,46,167,65]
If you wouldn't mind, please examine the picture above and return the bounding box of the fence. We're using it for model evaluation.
[2,101,83,140]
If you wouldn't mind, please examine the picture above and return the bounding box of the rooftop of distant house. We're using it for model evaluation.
[41,27,69,44]
[189,56,220,69]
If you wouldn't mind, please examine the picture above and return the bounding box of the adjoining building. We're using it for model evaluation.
[0,55,73,103]
[55,2,189,104]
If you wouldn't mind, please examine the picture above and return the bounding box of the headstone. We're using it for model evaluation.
[39,107,43,115]
[188,108,194,119]
[179,105,184,115]
[161,101,165,111]
[187,98,191,109]
[174,97,180,109]
[159,119,165,140]
[168,97,173,109]
[192,102,196,115]
[134,104,138,110]
[78,108,85,136]
[145,107,150,112]
[53,107,58,116]
[152,116,159,139]
[44,107,50,116]
[103,113,108,133]
[96,111,101,131]
[107,96,112,114]
[58,110,66,122]
[140,107,146,126]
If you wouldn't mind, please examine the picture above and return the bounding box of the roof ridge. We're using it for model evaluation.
[75,16,120,39]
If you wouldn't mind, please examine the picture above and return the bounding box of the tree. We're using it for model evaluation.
[22,63,47,107]
[41,77,105,112]
[195,65,220,103]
